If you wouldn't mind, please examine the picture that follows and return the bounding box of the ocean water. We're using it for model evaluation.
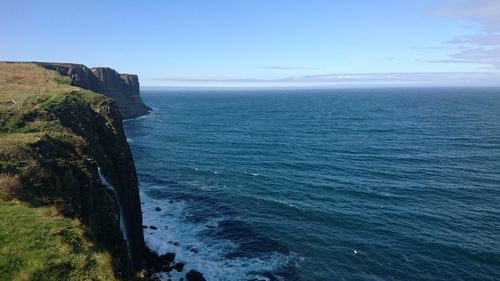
[123,88,500,281]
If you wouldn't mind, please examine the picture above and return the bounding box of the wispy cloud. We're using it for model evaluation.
[146,72,500,87]
[424,47,500,68]
[429,0,500,68]
[258,66,316,70]
[282,72,500,85]
[430,0,500,30]
[447,34,500,46]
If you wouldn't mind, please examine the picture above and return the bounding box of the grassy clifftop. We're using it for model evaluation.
[0,62,146,280]
[0,200,116,281]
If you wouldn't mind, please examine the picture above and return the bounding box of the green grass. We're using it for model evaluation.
[0,62,104,112]
[0,63,75,111]
[0,200,116,281]
[0,63,134,280]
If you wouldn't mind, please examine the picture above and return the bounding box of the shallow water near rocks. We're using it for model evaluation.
[124,88,500,281]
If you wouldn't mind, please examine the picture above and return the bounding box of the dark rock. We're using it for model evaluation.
[173,242,180,246]
[91,67,151,119]
[144,248,177,273]
[163,266,172,273]
[173,262,184,272]
[150,225,158,230]
[186,270,206,281]
[158,253,176,264]
[143,225,148,229]
[155,207,162,212]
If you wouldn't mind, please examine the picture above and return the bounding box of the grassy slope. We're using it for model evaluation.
[0,63,122,280]
[0,62,72,110]
[0,201,116,281]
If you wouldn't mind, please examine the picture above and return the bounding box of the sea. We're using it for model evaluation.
[123,88,500,281]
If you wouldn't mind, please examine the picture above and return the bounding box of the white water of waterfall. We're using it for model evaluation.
[98,167,132,260]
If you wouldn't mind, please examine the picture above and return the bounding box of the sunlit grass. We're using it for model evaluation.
[0,200,116,281]
[0,63,124,280]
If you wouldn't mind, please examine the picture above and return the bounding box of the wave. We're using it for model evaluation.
[140,187,299,281]
[123,107,157,123]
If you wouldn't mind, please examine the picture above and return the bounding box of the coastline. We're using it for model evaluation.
[122,100,297,281]
[122,108,209,281]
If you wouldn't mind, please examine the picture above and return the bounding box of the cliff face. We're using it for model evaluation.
[44,93,145,268]
[38,63,151,119]
[0,62,145,274]
[91,67,151,119]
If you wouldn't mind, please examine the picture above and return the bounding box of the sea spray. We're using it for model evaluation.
[140,189,295,281]
[98,167,132,260]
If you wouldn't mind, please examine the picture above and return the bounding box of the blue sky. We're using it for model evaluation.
[1,0,500,87]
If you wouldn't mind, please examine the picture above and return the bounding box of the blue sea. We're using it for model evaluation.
[123,88,500,281]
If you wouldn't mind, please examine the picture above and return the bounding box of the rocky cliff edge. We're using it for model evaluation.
[37,62,151,119]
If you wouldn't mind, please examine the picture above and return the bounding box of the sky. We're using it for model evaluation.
[1,0,500,88]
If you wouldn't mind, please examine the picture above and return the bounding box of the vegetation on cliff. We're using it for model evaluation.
[0,200,116,281]
[0,62,146,280]
[37,62,151,119]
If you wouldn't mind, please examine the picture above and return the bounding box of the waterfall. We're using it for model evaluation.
[98,166,132,259]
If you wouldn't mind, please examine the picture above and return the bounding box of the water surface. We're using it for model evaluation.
[124,88,500,281]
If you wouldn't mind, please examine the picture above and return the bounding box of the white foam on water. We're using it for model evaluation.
[98,167,131,259]
[141,189,295,281]
[254,196,302,210]
[122,107,156,123]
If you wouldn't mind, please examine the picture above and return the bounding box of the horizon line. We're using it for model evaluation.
[140,85,500,91]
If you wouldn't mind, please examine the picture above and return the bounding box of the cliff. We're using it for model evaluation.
[0,62,146,279]
[37,62,151,119]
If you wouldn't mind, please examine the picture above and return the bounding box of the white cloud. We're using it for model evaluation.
[448,34,500,46]
[145,72,500,87]
[425,47,500,68]
[258,66,316,70]
[430,0,500,29]
[429,0,500,68]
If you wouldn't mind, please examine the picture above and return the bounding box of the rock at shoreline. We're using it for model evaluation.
[159,253,176,264]
[144,248,176,272]
[186,270,206,281]
[173,262,184,272]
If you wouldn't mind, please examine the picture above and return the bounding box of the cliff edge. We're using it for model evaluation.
[0,62,146,279]
[36,62,151,119]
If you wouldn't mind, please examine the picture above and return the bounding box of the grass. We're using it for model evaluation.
[0,200,116,281]
[0,63,73,110]
[0,63,124,280]
[0,62,103,112]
